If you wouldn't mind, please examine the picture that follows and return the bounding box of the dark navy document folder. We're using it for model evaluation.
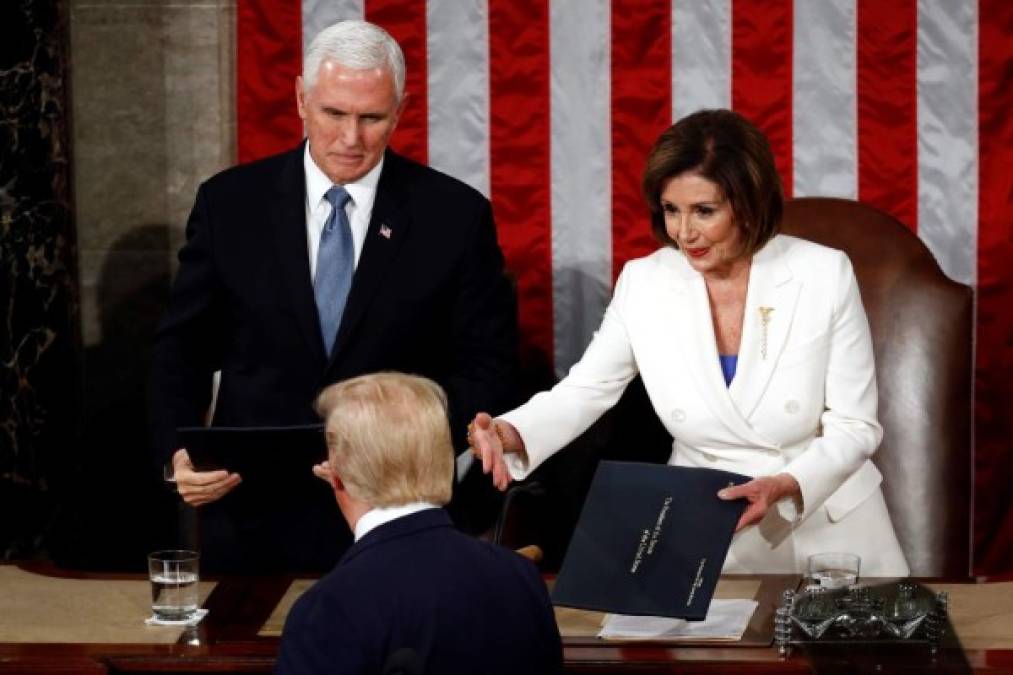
[551,461,749,620]
[178,424,327,494]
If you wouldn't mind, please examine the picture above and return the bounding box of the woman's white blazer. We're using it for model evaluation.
[502,234,909,576]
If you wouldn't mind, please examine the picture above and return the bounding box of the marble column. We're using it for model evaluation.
[60,0,236,568]
[0,0,80,559]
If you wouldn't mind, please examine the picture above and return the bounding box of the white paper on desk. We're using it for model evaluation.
[599,599,758,640]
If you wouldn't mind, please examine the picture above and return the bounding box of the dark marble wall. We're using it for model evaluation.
[1,0,237,569]
[0,0,80,560]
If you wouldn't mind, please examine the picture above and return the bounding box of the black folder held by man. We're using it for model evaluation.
[178,425,329,506]
[551,461,749,620]
[177,425,344,574]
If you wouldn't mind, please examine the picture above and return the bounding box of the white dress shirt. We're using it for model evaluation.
[353,502,440,542]
[304,144,383,280]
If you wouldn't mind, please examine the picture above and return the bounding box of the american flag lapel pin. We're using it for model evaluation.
[379,223,392,239]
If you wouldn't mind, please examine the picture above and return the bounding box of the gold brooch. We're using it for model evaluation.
[759,307,774,359]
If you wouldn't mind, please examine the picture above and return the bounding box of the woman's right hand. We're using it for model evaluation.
[468,412,525,492]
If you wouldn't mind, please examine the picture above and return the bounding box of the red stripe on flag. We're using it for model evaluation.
[856,0,918,232]
[236,0,303,163]
[365,0,428,164]
[975,0,1013,576]
[489,0,553,368]
[610,0,672,280]
[731,0,793,199]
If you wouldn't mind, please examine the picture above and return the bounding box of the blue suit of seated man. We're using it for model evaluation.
[275,373,562,675]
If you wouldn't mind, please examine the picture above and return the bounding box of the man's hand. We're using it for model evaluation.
[172,448,242,507]
[717,472,801,532]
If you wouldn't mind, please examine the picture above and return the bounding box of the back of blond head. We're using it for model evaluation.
[303,20,406,100]
[315,372,453,508]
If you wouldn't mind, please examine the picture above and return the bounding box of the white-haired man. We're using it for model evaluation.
[150,20,518,572]
[275,373,562,675]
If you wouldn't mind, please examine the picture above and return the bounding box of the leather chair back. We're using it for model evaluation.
[781,197,973,577]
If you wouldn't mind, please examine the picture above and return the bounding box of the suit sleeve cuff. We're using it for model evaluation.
[498,410,545,481]
[775,481,803,523]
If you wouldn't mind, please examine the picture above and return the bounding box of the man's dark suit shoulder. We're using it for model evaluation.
[298,509,548,620]
[200,144,297,189]
[323,508,542,593]
[386,151,487,205]
[277,510,562,675]
[198,145,486,207]
[191,146,494,258]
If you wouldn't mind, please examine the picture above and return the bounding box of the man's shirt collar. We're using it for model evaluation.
[354,502,439,542]
[303,143,384,211]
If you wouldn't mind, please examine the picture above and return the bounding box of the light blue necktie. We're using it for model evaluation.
[314,186,354,357]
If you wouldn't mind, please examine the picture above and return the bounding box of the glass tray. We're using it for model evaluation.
[774,581,949,655]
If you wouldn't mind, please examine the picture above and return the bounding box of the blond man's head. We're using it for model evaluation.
[314,372,453,508]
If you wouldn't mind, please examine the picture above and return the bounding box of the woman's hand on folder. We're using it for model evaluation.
[717,472,801,532]
[172,449,242,506]
[467,413,524,492]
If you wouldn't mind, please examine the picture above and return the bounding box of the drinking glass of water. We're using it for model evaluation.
[148,550,200,621]
[807,552,860,590]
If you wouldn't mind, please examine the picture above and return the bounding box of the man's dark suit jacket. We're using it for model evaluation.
[149,145,519,572]
[275,509,562,675]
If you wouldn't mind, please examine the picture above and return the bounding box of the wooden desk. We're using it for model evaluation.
[2,563,1012,674]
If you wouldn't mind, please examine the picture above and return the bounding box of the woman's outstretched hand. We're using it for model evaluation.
[467,412,525,492]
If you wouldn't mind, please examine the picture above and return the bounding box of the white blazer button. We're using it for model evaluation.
[671,408,686,423]
[785,399,800,414]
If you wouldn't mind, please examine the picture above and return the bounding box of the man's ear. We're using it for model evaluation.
[390,91,408,128]
[329,471,345,495]
[295,76,307,120]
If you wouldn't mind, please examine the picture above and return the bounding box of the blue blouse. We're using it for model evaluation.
[718,354,738,387]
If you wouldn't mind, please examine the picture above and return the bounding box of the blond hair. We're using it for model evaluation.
[315,372,453,508]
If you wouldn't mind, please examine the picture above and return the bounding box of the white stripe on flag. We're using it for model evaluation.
[427,0,491,197]
[302,0,364,55]
[672,0,732,121]
[917,0,978,285]
[792,0,857,198]
[550,0,612,375]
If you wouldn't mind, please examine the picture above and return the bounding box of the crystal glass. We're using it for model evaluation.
[807,552,860,589]
[148,550,200,621]
[786,581,938,643]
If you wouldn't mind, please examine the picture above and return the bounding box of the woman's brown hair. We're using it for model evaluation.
[642,109,783,256]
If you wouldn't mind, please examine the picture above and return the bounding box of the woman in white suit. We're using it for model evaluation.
[469,109,909,576]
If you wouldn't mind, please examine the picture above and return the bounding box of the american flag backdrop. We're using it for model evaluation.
[235,0,1012,573]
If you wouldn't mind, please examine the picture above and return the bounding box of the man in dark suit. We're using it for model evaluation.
[149,20,518,572]
[275,373,561,675]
